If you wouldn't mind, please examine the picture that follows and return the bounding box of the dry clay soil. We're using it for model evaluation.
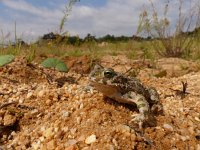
[0,56,200,150]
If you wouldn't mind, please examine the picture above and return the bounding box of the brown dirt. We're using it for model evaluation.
[0,56,200,150]
[63,56,92,74]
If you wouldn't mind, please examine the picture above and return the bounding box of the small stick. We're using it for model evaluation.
[181,81,187,94]
[0,102,17,109]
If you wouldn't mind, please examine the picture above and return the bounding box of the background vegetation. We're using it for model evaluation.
[0,0,200,63]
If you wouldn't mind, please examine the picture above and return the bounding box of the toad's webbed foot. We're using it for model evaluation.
[151,103,163,115]
[147,87,163,115]
[131,114,147,129]
[131,113,158,129]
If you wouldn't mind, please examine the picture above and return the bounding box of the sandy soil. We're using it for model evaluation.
[0,56,200,150]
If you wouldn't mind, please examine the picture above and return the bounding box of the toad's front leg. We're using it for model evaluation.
[146,87,163,115]
[122,91,150,129]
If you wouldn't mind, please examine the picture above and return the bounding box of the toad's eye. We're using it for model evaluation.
[104,70,115,78]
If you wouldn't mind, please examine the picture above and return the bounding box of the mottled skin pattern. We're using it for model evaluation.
[89,64,163,128]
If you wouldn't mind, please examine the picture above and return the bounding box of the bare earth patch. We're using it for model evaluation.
[0,57,200,150]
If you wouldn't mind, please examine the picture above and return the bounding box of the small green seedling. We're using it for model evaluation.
[0,55,15,67]
[41,58,68,72]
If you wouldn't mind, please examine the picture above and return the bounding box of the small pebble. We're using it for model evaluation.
[26,92,33,99]
[45,99,51,105]
[43,127,54,139]
[70,128,77,135]
[79,103,84,109]
[76,117,81,124]
[62,111,70,117]
[37,90,45,97]
[180,136,189,141]
[81,147,89,150]
[109,145,115,150]
[65,145,77,150]
[196,144,200,150]
[85,134,96,144]
[67,139,77,146]
[18,98,24,104]
[163,124,173,131]
[194,117,200,122]
[112,139,118,147]
[31,141,40,150]
[3,114,17,126]
[116,124,131,133]
[46,139,56,150]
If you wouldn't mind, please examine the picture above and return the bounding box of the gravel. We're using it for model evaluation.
[0,57,200,149]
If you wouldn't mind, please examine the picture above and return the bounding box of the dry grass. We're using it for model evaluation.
[1,37,200,64]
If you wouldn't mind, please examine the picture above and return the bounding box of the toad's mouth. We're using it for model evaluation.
[89,76,103,83]
[90,81,120,96]
[89,81,136,105]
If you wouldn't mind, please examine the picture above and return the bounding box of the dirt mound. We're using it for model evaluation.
[63,56,92,74]
[101,55,200,78]
[0,57,200,149]
[0,57,45,84]
[155,58,200,77]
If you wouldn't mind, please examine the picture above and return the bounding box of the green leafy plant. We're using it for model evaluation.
[0,55,15,66]
[41,58,68,72]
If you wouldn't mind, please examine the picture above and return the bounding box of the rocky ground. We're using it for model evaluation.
[0,56,200,150]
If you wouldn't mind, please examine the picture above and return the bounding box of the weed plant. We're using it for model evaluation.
[137,0,200,58]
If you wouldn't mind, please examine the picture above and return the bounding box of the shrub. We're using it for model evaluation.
[137,0,200,58]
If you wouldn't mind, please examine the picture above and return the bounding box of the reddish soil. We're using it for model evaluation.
[0,56,199,150]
